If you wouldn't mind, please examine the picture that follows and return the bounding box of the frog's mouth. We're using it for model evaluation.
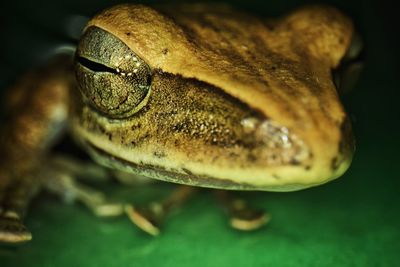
[83,140,263,191]
[80,137,343,192]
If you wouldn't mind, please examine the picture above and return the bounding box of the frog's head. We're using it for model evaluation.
[72,4,357,191]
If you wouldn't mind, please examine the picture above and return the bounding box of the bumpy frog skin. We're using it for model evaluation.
[0,4,356,242]
[73,4,354,191]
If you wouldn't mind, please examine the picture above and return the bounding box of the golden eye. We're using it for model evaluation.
[75,26,151,118]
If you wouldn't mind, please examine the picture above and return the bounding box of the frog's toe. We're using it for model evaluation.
[90,202,124,217]
[214,190,270,231]
[125,204,161,236]
[229,208,270,231]
[0,215,32,243]
[125,185,196,236]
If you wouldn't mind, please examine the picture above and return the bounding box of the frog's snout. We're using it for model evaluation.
[291,115,354,190]
[242,114,355,191]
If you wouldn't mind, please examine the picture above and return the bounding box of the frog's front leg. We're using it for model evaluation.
[0,156,122,243]
[0,56,120,243]
[0,56,73,243]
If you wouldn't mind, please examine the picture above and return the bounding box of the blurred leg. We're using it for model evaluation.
[214,190,270,231]
[125,185,196,236]
[0,174,40,243]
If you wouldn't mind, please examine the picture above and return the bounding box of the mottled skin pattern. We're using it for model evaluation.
[74,4,354,191]
[72,71,307,190]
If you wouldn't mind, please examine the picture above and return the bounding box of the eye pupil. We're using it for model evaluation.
[77,56,118,74]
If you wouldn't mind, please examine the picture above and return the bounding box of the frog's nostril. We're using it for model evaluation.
[331,117,355,172]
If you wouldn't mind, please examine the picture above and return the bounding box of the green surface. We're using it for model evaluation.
[1,0,399,266]
[1,143,399,267]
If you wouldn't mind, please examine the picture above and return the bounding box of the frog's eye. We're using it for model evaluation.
[75,26,151,118]
[332,33,364,94]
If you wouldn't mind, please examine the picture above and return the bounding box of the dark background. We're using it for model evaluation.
[1,0,399,266]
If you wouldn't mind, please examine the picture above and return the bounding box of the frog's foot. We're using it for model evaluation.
[125,186,269,235]
[0,177,40,243]
[43,156,124,217]
[0,215,32,243]
[125,185,196,236]
[214,190,270,231]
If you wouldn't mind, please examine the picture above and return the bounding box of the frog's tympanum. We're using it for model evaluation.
[0,4,358,242]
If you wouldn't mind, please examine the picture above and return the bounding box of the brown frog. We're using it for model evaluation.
[0,3,359,243]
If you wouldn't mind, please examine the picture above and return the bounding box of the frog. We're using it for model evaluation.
[0,3,361,243]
